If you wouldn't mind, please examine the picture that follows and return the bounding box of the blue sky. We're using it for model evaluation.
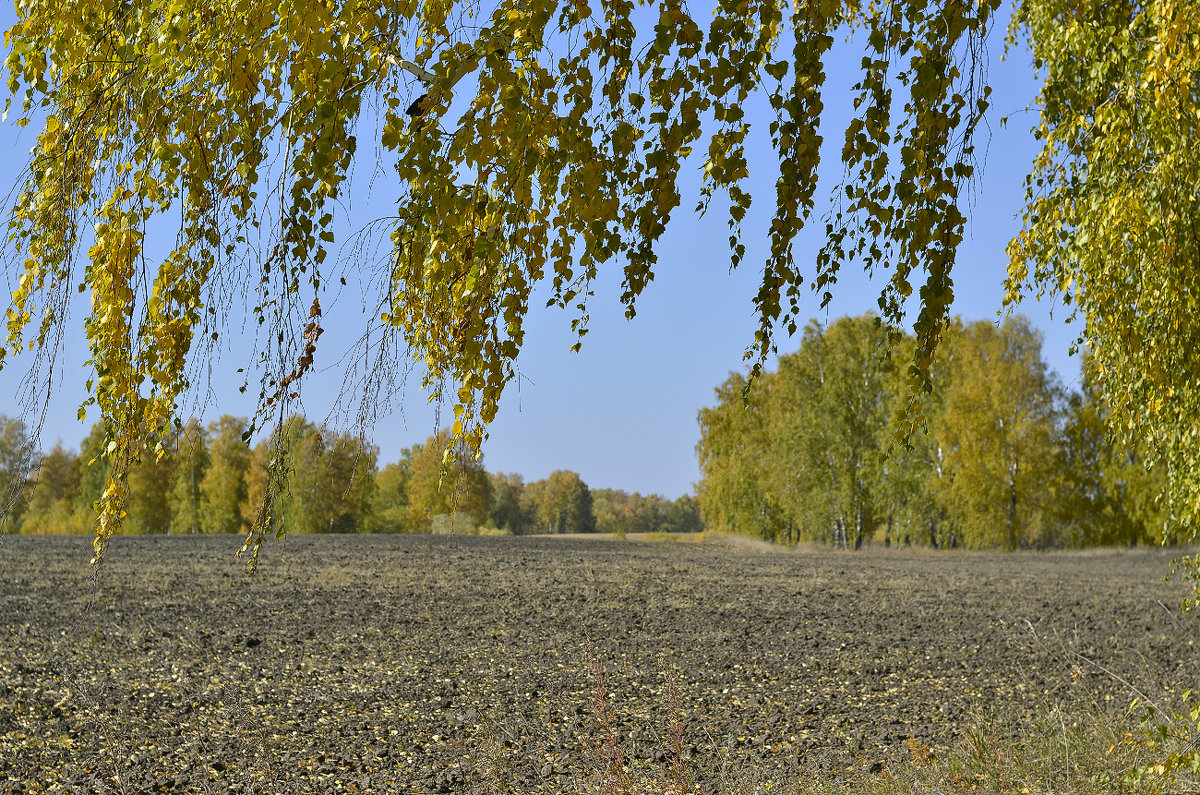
[0,6,1077,499]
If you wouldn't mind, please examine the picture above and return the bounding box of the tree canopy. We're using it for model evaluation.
[697,314,1163,550]
[0,0,1195,566]
[2,413,700,538]
[1006,0,1200,573]
[0,414,35,532]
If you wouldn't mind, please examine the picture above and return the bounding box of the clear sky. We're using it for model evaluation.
[0,6,1079,499]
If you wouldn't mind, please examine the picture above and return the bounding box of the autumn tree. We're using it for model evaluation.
[231,415,378,534]
[280,419,378,534]
[766,315,895,548]
[520,477,547,533]
[488,472,530,535]
[264,416,316,535]
[18,442,82,534]
[371,456,414,534]
[0,415,35,533]
[1109,443,1172,547]
[1006,0,1200,560]
[406,430,492,534]
[698,316,897,546]
[1053,360,1164,548]
[875,329,958,548]
[592,489,640,537]
[696,373,782,541]
[927,317,1061,549]
[317,428,376,534]
[530,471,595,534]
[1054,384,1139,547]
[73,423,107,525]
[168,419,209,535]
[67,421,175,535]
[663,495,704,535]
[695,313,1135,550]
[403,437,439,535]
[241,439,271,533]
[29,422,124,534]
[125,431,175,535]
[199,416,251,534]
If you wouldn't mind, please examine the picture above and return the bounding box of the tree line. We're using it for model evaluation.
[0,418,700,538]
[697,314,1168,550]
[0,312,1167,549]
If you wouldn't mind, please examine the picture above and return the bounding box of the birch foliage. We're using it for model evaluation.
[1007,0,1200,574]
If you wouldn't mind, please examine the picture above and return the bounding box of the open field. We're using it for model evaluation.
[2,535,1198,793]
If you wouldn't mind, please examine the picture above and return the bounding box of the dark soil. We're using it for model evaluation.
[2,534,1198,793]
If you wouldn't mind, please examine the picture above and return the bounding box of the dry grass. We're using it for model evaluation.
[784,704,1175,795]
[561,698,1180,795]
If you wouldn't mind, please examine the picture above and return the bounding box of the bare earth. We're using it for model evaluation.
[1,534,1198,793]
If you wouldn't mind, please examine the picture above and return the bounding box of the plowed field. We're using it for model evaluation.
[2,535,1198,793]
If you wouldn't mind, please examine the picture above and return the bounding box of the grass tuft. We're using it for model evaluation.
[780,702,1174,795]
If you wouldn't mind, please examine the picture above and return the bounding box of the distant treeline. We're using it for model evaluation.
[0,312,1168,550]
[697,314,1169,550]
[0,417,701,537]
